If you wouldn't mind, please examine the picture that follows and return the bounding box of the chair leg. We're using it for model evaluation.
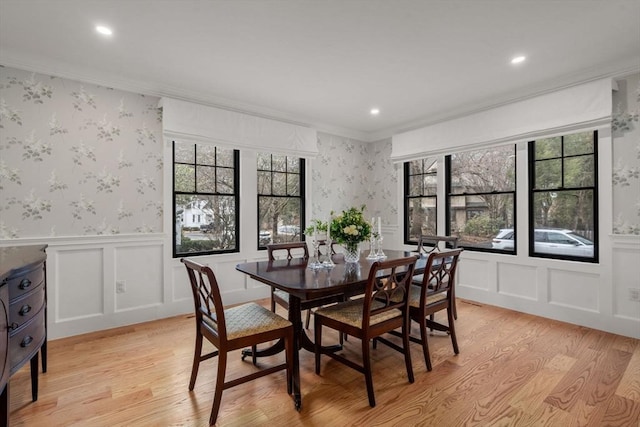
[285,331,293,395]
[362,338,376,407]
[270,290,276,312]
[189,332,203,390]
[251,345,257,365]
[448,307,459,355]
[314,318,322,374]
[419,316,433,371]
[305,309,311,329]
[209,350,227,426]
[402,320,414,384]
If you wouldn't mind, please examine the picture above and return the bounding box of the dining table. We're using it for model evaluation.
[235,249,426,410]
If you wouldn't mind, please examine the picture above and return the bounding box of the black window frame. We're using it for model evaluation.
[257,154,306,250]
[403,159,438,245]
[528,130,598,263]
[445,145,517,253]
[172,141,240,258]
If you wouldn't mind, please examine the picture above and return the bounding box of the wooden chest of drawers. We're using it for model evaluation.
[0,245,47,427]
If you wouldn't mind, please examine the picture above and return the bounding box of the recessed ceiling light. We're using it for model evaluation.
[96,25,113,36]
[370,108,380,116]
[511,55,526,64]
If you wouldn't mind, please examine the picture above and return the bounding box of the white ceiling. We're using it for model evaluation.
[1,0,639,141]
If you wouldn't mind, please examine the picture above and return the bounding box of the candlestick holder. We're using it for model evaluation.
[308,236,322,270]
[322,235,335,268]
[375,234,386,259]
[366,233,379,260]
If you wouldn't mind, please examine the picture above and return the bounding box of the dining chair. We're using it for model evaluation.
[181,258,296,426]
[267,242,312,328]
[414,235,460,320]
[313,256,418,407]
[398,248,463,371]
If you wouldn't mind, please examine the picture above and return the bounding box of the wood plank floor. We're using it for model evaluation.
[7,299,640,426]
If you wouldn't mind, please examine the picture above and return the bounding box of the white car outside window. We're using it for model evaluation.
[491,228,593,257]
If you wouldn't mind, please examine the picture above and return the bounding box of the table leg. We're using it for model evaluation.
[287,295,302,410]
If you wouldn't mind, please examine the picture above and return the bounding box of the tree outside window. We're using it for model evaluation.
[529,131,597,261]
[257,153,305,249]
[173,141,239,256]
[447,145,516,252]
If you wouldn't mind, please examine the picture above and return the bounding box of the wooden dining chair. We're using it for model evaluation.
[267,242,312,328]
[181,258,296,426]
[401,248,463,371]
[414,235,460,319]
[313,256,418,407]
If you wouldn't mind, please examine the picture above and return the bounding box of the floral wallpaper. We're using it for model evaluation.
[612,72,640,235]
[312,132,398,227]
[0,66,163,238]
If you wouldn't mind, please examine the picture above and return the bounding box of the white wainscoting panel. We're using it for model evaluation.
[115,244,163,312]
[613,238,640,319]
[548,268,600,312]
[457,258,491,291]
[497,262,537,300]
[55,248,104,321]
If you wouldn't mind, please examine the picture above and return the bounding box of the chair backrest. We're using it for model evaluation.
[419,249,463,303]
[181,258,226,341]
[362,256,418,328]
[317,240,337,256]
[267,242,309,261]
[417,235,459,254]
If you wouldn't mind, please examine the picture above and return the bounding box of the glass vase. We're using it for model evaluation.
[343,244,360,263]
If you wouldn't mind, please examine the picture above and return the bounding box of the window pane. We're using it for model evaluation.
[287,157,300,173]
[535,158,562,189]
[449,193,515,251]
[408,175,423,196]
[197,165,216,192]
[216,147,235,167]
[535,137,561,159]
[175,195,236,255]
[175,141,194,163]
[532,190,594,258]
[408,159,422,175]
[257,153,271,170]
[175,164,195,192]
[272,172,287,196]
[257,171,271,194]
[564,156,594,187]
[423,174,437,196]
[564,132,594,156]
[287,174,300,196]
[272,155,287,172]
[216,167,235,194]
[450,146,515,192]
[407,197,436,241]
[197,144,216,165]
[259,197,302,243]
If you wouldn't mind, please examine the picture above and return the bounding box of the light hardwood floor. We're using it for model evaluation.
[7,299,640,426]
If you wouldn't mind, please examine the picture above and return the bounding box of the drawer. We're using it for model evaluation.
[8,287,45,332]
[6,263,45,302]
[9,305,45,375]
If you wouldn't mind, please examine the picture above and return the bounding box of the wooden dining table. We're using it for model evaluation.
[235,249,425,410]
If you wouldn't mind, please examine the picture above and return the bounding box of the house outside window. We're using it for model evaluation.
[173,141,239,257]
[257,153,305,249]
[404,159,437,244]
[528,130,598,262]
[446,145,516,252]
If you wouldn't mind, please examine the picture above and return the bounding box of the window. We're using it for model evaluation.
[529,131,597,261]
[173,141,239,257]
[257,154,305,249]
[446,145,516,252]
[404,159,437,244]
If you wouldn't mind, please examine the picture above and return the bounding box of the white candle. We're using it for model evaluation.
[377,217,382,235]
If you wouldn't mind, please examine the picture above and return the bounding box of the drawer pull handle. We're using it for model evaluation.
[21,335,33,347]
[19,305,31,316]
[9,322,19,331]
[19,278,32,290]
